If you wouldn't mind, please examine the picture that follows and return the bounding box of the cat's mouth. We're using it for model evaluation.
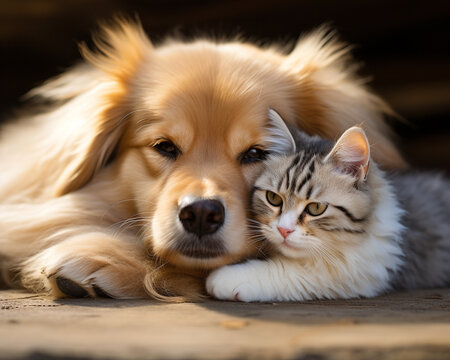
[282,239,307,251]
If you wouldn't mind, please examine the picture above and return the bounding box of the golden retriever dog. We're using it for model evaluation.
[0,19,405,300]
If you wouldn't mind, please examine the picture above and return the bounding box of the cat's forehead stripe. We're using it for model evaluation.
[277,151,319,193]
[306,184,314,200]
[291,155,308,192]
[296,159,316,194]
[277,153,302,191]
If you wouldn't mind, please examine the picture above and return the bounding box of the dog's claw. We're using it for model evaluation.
[92,284,113,298]
[55,277,88,298]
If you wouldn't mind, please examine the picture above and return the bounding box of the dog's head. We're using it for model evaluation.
[117,42,297,268]
[47,19,405,270]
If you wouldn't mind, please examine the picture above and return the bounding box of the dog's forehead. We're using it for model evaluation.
[131,42,295,153]
[143,104,268,154]
[140,81,270,146]
[146,73,267,118]
[142,42,289,110]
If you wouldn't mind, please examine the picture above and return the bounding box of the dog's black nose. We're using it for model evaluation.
[179,200,225,237]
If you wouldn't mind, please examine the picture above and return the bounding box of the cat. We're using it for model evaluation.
[207,125,450,302]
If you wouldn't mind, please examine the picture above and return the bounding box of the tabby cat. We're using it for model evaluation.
[207,125,450,302]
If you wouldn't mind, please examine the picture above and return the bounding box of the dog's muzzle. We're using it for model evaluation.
[174,199,226,258]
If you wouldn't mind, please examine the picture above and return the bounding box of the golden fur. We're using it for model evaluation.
[0,19,405,300]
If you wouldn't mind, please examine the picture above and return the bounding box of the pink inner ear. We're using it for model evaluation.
[328,127,370,179]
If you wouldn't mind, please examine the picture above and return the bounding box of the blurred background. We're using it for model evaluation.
[1,0,449,170]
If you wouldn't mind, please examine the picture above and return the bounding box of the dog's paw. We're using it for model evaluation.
[21,233,148,299]
[54,277,90,298]
[206,264,263,302]
[45,258,118,299]
[52,276,112,298]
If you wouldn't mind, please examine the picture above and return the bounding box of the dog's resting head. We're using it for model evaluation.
[116,38,298,268]
[31,19,405,271]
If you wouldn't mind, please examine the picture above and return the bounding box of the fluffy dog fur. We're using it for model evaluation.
[0,19,406,300]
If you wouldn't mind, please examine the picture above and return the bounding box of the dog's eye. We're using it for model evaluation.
[152,139,181,159]
[240,147,267,164]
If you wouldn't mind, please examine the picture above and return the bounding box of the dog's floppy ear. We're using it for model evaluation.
[79,17,152,84]
[283,26,406,170]
[53,19,152,196]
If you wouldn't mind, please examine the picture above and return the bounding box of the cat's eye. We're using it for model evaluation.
[305,202,328,216]
[240,147,267,164]
[152,139,181,160]
[266,191,283,207]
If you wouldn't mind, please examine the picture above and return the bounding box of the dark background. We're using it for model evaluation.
[1,0,449,170]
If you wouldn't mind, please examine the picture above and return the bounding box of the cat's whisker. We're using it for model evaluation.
[247,226,261,231]
[247,233,265,239]
[254,243,269,260]
[247,238,266,246]
[310,242,341,268]
[242,232,268,258]
[247,218,263,225]
[245,232,267,244]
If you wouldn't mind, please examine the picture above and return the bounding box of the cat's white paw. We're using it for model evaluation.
[206,264,263,302]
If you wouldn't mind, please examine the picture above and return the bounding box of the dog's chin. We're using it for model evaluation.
[166,252,238,269]
[154,234,243,270]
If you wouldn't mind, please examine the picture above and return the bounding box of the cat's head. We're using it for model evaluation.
[251,126,373,259]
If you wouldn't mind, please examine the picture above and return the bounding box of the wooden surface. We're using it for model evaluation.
[1,288,450,360]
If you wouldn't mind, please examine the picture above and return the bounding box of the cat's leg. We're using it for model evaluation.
[20,232,149,299]
[207,258,319,302]
[207,253,393,302]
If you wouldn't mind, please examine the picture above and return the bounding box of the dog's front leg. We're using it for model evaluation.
[0,182,152,298]
[0,190,206,300]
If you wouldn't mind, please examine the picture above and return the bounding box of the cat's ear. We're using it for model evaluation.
[325,126,370,180]
[266,109,296,155]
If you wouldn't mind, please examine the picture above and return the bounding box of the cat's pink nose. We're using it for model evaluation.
[277,227,294,239]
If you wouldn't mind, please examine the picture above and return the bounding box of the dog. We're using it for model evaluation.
[0,19,406,300]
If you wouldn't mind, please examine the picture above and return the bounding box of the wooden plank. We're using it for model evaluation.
[1,289,449,359]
